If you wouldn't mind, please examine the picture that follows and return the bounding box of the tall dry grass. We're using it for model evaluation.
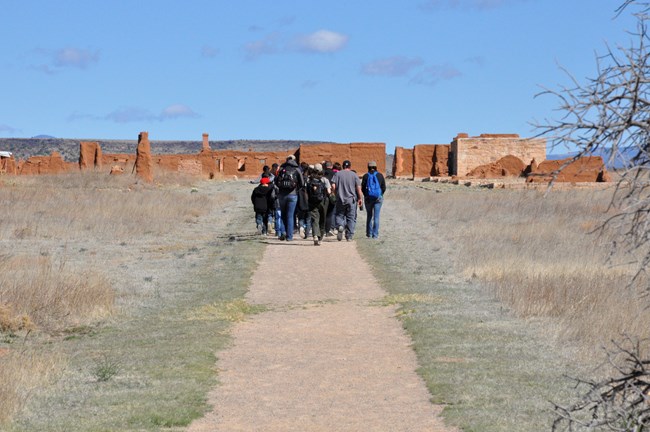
[0,172,213,240]
[0,349,63,426]
[0,255,114,332]
[0,172,224,425]
[407,186,650,353]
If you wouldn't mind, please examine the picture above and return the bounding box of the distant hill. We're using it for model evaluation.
[32,134,56,139]
[0,138,333,162]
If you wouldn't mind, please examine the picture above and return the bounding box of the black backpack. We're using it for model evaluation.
[307,177,325,204]
[277,167,298,191]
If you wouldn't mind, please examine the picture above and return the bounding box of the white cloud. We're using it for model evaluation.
[160,104,200,120]
[99,104,200,123]
[54,47,99,69]
[294,30,348,53]
[361,56,424,77]
[201,45,220,58]
[410,64,462,86]
[244,33,281,60]
[105,107,156,123]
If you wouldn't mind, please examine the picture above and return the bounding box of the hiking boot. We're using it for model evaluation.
[279,233,286,241]
[337,226,344,241]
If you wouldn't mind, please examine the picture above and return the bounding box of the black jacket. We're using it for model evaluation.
[251,184,275,212]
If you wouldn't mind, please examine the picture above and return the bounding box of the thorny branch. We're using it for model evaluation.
[535,5,650,295]
[536,3,650,430]
[552,337,650,431]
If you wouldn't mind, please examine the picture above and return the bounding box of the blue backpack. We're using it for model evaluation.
[366,172,382,199]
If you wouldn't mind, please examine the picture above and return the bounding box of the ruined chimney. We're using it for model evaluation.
[202,133,211,151]
[135,131,153,183]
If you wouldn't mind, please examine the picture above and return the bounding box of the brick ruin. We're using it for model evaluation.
[0,131,610,183]
[1,133,386,181]
[394,133,610,183]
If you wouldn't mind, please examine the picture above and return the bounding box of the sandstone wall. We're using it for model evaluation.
[299,142,386,174]
[451,134,546,177]
[350,143,386,174]
[393,147,414,178]
[433,145,451,176]
[5,134,387,180]
[0,156,17,175]
[412,145,438,178]
[17,152,76,175]
[79,141,102,170]
[213,149,292,178]
[135,132,153,183]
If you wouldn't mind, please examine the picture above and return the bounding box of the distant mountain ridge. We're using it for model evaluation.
[0,138,333,162]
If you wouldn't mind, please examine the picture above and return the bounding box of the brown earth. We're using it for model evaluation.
[187,239,456,432]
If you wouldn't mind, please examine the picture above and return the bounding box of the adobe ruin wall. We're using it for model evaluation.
[2,133,386,181]
[451,133,546,177]
[392,147,414,178]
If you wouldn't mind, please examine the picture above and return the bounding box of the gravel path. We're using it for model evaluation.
[188,236,456,431]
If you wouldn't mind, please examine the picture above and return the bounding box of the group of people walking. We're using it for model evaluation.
[251,155,386,245]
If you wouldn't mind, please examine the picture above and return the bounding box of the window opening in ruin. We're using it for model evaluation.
[260,159,266,165]
[237,159,246,172]
[215,158,222,172]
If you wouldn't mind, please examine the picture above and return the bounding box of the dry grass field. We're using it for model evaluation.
[356,180,649,431]
[0,173,263,430]
[0,174,646,431]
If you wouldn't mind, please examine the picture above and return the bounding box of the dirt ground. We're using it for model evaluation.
[187,236,457,431]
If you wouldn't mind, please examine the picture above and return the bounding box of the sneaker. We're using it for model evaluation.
[299,226,305,239]
[313,237,319,246]
[279,233,286,241]
[337,226,344,241]
[325,231,334,237]
[256,224,263,235]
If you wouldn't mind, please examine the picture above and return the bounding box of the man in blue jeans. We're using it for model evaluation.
[361,160,386,239]
[275,155,304,241]
[331,160,363,241]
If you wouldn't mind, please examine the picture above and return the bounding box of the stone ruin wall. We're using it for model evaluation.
[451,133,546,177]
[393,145,451,179]
[300,142,386,174]
[2,133,387,181]
[392,147,414,178]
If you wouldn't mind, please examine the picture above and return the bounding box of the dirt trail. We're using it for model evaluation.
[188,237,456,432]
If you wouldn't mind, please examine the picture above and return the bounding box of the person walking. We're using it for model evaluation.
[322,161,337,236]
[250,175,275,235]
[274,155,304,241]
[361,160,386,239]
[331,160,363,242]
[306,163,331,245]
[250,165,274,184]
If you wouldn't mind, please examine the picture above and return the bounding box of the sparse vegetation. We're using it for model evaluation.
[0,173,263,430]
[357,181,647,431]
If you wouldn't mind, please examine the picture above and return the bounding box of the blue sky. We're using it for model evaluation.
[0,0,639,153]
